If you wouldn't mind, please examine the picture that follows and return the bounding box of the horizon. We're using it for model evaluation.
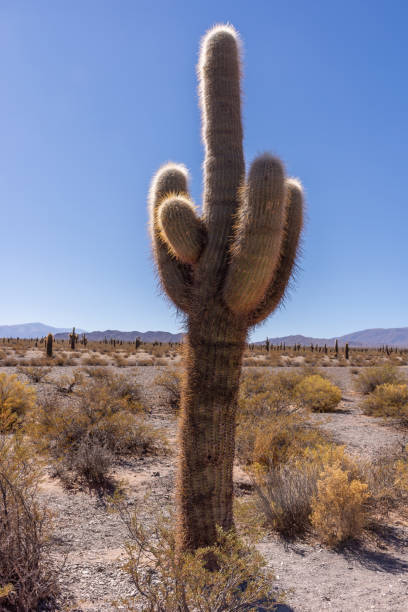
[2,0,408,341]
[2,321,408,340]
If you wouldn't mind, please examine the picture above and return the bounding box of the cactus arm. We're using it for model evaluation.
[199,26,245,275]
[149,163,193,312]
[223,154,287,315]
[248,178,304,325]
[158,196,207,264]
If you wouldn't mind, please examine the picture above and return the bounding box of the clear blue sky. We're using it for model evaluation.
[1,0,407,341]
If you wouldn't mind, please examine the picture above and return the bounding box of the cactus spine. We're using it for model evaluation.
[45,333,53,358]
[149,25,304,553]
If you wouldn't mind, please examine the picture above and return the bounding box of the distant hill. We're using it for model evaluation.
[261,327,408,348]
[3,323,408,347]
[0,322,86,339]
[54,329,184,343]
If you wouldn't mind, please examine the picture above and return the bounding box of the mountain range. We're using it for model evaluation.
[0,323,183,343]
[260,327,408,348]
[0,323,86,338]
[2,323,408,347]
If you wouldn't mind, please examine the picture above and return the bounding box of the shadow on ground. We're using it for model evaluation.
[341,524,408,574]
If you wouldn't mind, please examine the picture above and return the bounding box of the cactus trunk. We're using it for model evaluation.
[177,310,246,550]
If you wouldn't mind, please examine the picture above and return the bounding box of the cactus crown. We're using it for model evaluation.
[149,24,303,326]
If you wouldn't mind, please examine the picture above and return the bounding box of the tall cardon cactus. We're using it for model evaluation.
[149,25,304,553]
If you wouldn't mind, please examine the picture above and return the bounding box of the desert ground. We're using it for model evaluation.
[1,341,408,611]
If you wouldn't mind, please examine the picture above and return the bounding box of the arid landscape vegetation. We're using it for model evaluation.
[1,337,408,610]
[3,1,408,610]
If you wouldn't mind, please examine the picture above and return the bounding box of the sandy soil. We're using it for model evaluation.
[6,363,408,611]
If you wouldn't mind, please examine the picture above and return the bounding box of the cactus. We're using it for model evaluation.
[69,327,78,350]
[45,333,53,358]
[149,24,304,553]
[345,342,349,360]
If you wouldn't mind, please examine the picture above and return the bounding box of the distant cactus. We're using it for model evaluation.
[149,25,304,554]
[345,343,349,360]
[69,327,78,350]
[335,339,339,356]
[45,333,53,358]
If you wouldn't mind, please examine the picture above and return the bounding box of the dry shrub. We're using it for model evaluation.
[254,462,320,537]
[84,366,111,378]
[82,354,107,366]
[17,366,51,384]
[362,383,408,422]
[0,435,58,610]
[54,370,84,394]
[394,445,408,494]
[135,358,154,366]
[71,440,114,488]
[113,500,282,611]
[155,357,168,366]
[2,358,18,367]
[112,355,128,368]
[295,375,342,412]
[53,354,75,366]
[236,370,326,466]
[154,368,182,412]
[253,444,362,538]
[27,377,166,489]
[310,464,369,546]
[251,417,326,469]
[0,373,35,431]
[361,446,408,512]
[354,364,405,395]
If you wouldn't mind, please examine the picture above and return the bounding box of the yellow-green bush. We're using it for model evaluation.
[362,383,408,422]
[310,464,369,546]
[0,373,35,431]
[295,375,342,412]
